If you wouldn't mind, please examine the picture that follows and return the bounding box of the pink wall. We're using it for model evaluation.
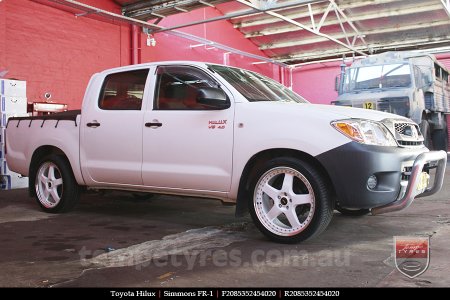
[292,62,343,104]
[142,7,277,78]
[0,0,274,109]
[0,0,130,109]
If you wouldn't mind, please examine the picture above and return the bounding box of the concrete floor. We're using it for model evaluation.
[0,158,449,287]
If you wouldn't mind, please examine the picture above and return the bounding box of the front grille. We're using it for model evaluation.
[377,101,390,112]
[392,122,423,147]
[379,97,409,116]
[394,123,409,135]
[398,140,423,146]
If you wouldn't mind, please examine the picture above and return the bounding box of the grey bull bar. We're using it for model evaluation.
[371,150,447,215]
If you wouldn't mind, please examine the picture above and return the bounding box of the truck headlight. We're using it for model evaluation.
[331,119,397,146]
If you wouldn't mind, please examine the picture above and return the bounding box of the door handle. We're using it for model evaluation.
[145,122,163,128]
[86,121,101,128]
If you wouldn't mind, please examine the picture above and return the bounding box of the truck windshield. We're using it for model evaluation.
[344,63,412,92]
[208,64,308,103]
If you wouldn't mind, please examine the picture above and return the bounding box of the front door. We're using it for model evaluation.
[142,65,234,192]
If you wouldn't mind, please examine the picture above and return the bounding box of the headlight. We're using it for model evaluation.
[331,119,397,146]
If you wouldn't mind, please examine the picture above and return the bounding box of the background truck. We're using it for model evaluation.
[333,51,450,151]
[5,61,447,243]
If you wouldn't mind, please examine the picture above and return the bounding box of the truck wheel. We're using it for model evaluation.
[34,155,79,213]
[249,157,333,243]
[432,128,448,151]
[335,204,370,216]
[420,120,432,150]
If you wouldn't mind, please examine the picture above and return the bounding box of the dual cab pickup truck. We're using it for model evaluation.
[5,61,447,243]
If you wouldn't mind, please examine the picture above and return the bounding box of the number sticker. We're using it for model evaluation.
[364,102,375,109]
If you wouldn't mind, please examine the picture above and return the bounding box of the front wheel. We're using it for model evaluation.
[34,154,80,213]
[249,157,333,243]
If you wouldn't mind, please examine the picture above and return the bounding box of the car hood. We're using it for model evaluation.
[248,102,411,123]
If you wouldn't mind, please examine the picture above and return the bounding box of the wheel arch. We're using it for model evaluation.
[28,146,77,197]
[235,148,335,217]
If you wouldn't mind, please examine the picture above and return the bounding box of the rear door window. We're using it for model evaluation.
[99,69,149,110]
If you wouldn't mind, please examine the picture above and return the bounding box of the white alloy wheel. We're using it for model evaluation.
[35,162,64,208]
[33,154,79,213]
[254,167,315,236]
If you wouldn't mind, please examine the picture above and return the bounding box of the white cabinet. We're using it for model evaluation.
[0,79,26,98]
[1,79,28,189]
[1,96,27,115]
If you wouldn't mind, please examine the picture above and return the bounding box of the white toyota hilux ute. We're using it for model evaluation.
[5,62,447,243]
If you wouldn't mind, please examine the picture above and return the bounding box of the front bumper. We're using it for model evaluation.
[316,142,447,210]
[371,150,447,215]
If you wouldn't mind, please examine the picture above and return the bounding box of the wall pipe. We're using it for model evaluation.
[131,24,140,64]
[40,0,289,67]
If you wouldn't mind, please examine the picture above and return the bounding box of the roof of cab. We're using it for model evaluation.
[98,61,214,75]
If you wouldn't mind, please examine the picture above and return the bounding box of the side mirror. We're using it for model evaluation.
[197,87,230,109]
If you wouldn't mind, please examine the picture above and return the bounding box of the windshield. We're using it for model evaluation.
[208,65,308,103]
[343,63,412,92]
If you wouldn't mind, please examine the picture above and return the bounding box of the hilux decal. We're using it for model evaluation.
[208,120,227,129]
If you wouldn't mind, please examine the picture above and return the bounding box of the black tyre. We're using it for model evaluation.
[34,154,80,213]
[432,127,448,152]
[420,120,432,150]
[249,157,333,243]
[335,204,370,216]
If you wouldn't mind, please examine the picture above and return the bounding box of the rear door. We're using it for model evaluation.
[80,68,150,186]
[142,65,234,192]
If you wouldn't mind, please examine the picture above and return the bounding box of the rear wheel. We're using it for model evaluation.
[34,155,79,213]
[420,120,432,150]
[249,157,333,243]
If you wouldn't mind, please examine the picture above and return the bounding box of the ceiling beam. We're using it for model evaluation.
[290,46,450,67]
[43,0,163,29]
[39,0,289,67]
[442,0,450,18]
[275,35,450,62]
[199,0,215,7]
[259,19,450,50]
[236,0,367,56]
[246,1,444,38]
[123,1,170,13]
[124,0,202,16]
[234,0,405,28]
[330,0,366,46]
[231,0,329,20]
[151,0,322,34]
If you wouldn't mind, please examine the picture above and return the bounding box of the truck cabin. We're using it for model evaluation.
[337,53,450,95]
